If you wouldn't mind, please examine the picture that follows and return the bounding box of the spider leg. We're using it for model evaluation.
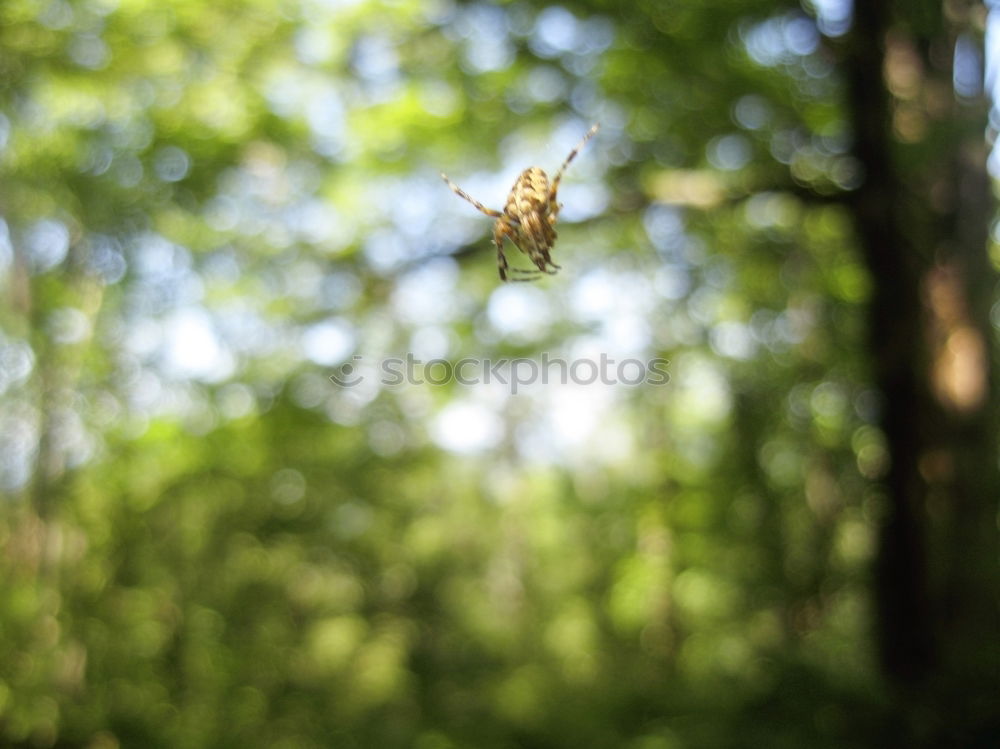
[526,221,545,263]
[496,225,545,282]
[542,252,562,276]
[441,173,504,218]
[496,250,541,281]
[543,225,561,273]
[494,223,512,281]
[507,265,545,282]
[548,123,599,201]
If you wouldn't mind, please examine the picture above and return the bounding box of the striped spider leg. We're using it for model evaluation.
[441,123,599,282]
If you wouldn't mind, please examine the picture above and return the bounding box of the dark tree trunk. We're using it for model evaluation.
[844,1,1000,743]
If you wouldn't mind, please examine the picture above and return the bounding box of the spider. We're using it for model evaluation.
[441,123,599,281]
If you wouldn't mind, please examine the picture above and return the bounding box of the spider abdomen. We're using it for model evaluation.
[503,167,560,273]
[505,167,553,219]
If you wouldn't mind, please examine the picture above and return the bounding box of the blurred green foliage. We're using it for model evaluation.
[0,0,993,747]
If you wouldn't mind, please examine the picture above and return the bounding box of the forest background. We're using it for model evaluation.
[1,0,998,747]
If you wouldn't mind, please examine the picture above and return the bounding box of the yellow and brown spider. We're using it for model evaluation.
[441,123,599,282]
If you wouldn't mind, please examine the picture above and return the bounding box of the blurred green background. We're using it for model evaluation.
[1,0,998,747]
